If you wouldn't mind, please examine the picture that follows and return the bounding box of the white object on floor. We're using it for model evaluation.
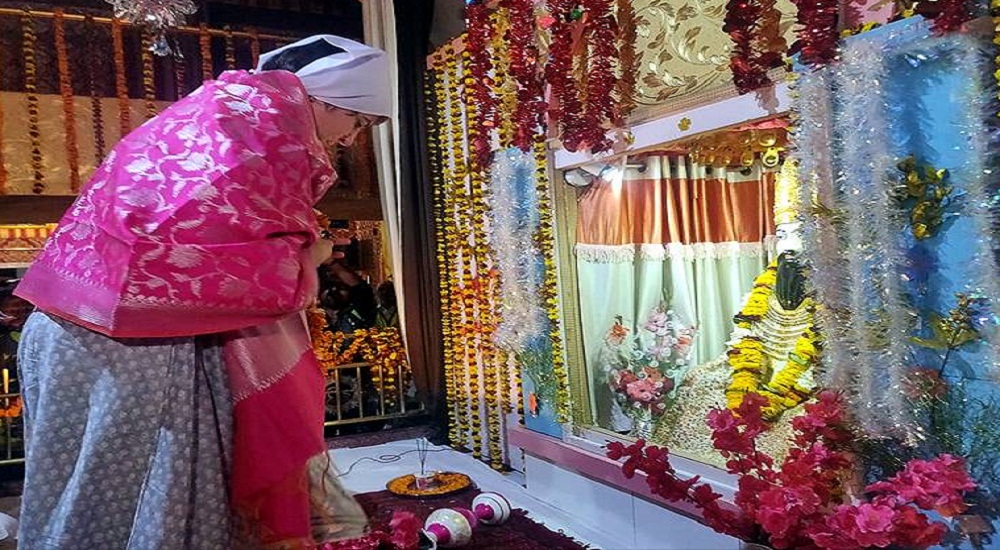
[0,511,15,540]
[329,439,618,549]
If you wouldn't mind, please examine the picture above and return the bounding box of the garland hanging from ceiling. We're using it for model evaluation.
[463,0,637,155]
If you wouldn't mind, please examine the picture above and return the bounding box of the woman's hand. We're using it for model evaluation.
[309,237,350,266]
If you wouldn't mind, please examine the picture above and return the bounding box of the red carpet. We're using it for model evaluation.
[356,488,590,549]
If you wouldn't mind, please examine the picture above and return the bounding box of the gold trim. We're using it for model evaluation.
[552,166,593,426]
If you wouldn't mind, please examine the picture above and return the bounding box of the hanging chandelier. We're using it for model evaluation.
[104,0,199,56]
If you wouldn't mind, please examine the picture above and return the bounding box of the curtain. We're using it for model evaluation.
[575,154,775,428]
[391,0,444,416]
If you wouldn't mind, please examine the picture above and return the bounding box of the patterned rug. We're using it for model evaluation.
[356,488,589,550]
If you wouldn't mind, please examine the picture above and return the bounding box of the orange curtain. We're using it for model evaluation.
[576,155,775,247]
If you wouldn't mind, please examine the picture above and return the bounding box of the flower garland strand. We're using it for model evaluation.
[789,0,839,68]
[22,10,44,195]
[54,9,81,193]
[582,0,618,152]
[111,17,131,139]
[85,15,107,164]
[427,56,462,446]
[141,30,158,120]
[534,137,572,423]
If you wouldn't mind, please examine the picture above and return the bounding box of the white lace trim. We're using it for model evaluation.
[576,240,773,263]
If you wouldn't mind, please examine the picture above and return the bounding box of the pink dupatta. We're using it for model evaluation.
[17,70,337,547]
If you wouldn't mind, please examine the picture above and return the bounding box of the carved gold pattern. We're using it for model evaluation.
[632,0,796,110]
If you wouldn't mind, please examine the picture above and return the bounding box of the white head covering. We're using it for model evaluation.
[256,35,391,118]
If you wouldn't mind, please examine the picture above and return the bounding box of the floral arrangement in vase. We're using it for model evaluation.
[607,390,977,549]
[602,305,696,438]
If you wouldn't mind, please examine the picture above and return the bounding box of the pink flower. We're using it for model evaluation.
[388,511,422,550]
[867,454,975,516]
[851,503,895,547]
[889,504,947,549]
[757,486,822,541]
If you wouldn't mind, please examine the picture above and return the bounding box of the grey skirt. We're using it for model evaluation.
[17,311,233,549]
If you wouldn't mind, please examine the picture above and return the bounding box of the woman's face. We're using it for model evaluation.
[309,100,381,149]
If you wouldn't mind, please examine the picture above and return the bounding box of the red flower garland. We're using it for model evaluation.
[915,0,975,34]
[464,1,498,168]
[723,0,786,94]
[614,0,638,126]
[789,0,839,68]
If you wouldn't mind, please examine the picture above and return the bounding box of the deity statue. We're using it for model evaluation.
[651,159,819,465]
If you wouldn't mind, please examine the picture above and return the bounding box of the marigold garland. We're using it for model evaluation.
[111,17,132,139]
[140,30,158,120]
[723,0,787,94]
[22,10,44,195]
[85,15,107,164]
[200,24,213,82]
[54,9,81,193]
[0,397,21,420]
[534,137,572,423]
[725,264,817,420]
[427,61,461,446]
[307,307,412,410]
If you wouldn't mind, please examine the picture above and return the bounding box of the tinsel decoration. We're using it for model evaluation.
[22,10,45,194]
[112,17,132,139]
[582,0,618,152]
[994,0,1000,121]
[502,0,546,150]
[141,30,158,120]
[200,24,213,82]
[224,25,236,70]
[464,2,498,169]
[832,38,912,436]
[545,0,589,152]
[85,15,107,164]
[789,0,839,67]
[487,149,546,353]
[953,42,1000,385]
[722,0,787,94]
[915,0,974,34]
[54,9,81,193]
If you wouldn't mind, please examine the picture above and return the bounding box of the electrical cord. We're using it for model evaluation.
[334,446,451,478]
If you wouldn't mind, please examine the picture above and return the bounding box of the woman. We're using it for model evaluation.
[15,35,390,549]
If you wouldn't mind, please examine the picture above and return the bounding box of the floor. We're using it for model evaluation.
[331,439,616,549]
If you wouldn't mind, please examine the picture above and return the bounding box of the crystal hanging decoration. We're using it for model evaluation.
[104,0,199,56]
